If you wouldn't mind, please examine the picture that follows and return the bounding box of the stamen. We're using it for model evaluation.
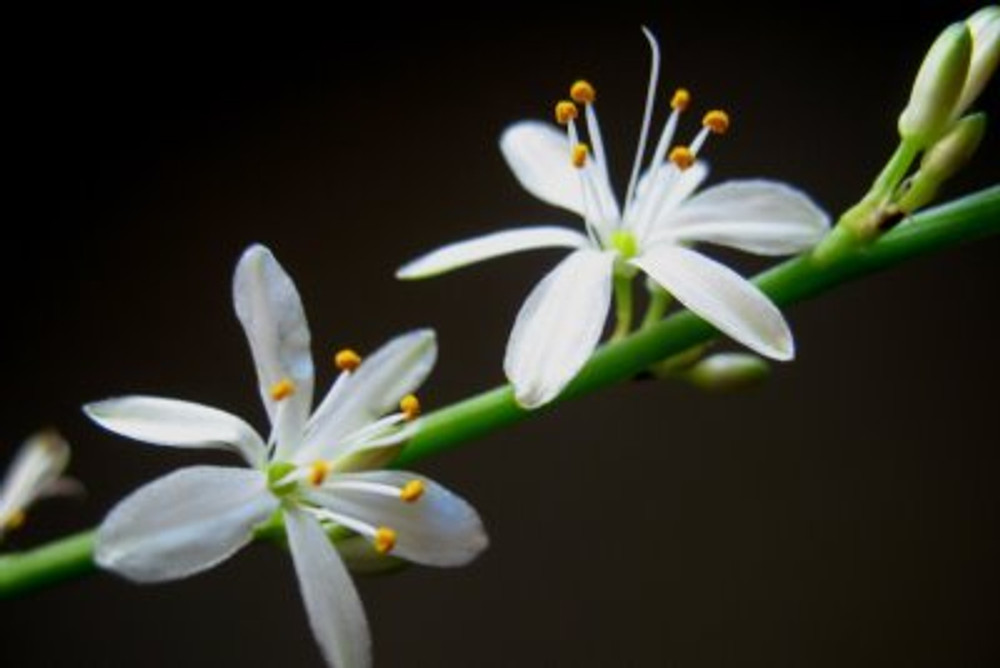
[400,479,425,503]
[374,526,397,554]
[671,88,691,111]
[308,460,333,486]
[669,146,695,170]
[555,100,579,125]
[269,378,296,401]
[400,394,421,420]
[334,348,362,372]
[571,143,589,168]
[703,110,730,134]
[570,80,596,104]
[5,509,26,530]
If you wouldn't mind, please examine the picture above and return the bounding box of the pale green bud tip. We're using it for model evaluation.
[897,113,988,212]
[898,22,972,144]
[956,6,1000,116]
[687,353,770,393]
[922,112,987,178]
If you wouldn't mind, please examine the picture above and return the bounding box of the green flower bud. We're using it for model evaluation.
[954,6,1000,118]
[898,22,972,145]
[897,113,988,212]
[685,353,770,393]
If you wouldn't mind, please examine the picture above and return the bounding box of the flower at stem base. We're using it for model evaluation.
[86,245,488,668]
[398,29,829,408]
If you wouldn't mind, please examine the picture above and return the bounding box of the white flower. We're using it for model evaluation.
[398,30,830,408]
[0,430,78,540]
[86,244,488,668]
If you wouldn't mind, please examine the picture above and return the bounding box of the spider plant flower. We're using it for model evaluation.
[0,430,77,540]
[398,30,829,408]
[86,245,487,668]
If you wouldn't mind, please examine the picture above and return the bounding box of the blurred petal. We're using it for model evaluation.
[233,244,314,456]
[309,471,488,568]
[0,430,71,529]
[285,507,371,668]
[504,249,615,408]
[633,244,794,360]
[96,466,277,582]
[500,121,585,215]
[84,396,267,468]
[650,180,830,255]
[301,330,436,463]
[396,227,588,279]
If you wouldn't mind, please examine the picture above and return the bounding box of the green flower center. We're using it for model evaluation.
[610,230,638,259]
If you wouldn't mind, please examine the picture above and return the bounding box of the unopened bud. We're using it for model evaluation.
[954,6,1000,118]
[898,22,972,145]
[686,353,770,393]
[897,112,988,212]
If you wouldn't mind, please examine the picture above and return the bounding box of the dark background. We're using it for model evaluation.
[2,2,999,666]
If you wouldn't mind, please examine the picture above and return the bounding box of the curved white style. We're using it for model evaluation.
[87,245,488,668]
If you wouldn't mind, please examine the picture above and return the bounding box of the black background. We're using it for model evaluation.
[2,2,999,666]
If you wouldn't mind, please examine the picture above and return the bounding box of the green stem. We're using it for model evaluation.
[1,186,998,600]
[814,138,923,263]
[610,273,634,340]
[640,285,672,330]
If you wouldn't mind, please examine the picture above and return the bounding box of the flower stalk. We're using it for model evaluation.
[2,184,997,600]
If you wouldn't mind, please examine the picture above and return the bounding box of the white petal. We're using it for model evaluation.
[504,249,615,408]
[633,245,794,360]
[96,466,277,582]
[650,180,830,255]
[309,471,488,568]
[630,161,710,242]
[500,121,585,216]
[285,507,371,668]
[233,244,314,456]
[84,396,267,468]
[300,330,436,463]
[396,226,589,279]
[0,430,70,529]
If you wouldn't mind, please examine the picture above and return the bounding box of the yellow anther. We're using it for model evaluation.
[570,80,596,104]
[400,479,425,503]
[703,109,730,134]
[571,143,589,168]
[671,88,691,111]
[554,100,579,125]
[5,509,26,531]
[669,146,695,170]
[374,526,397,554]
[400,394,421,420]
[308,460,333,486]
[269,378,296,401]
[334,348,362,372]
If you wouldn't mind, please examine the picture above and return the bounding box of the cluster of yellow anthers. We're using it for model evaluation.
[554,79,730,171]
[264,347,426,556]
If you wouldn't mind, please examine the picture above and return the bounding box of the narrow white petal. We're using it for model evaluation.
[631,161,710,240]
[300,330,436,463]
[233,244,314,456]
[0,430,70,529]
[96,466,277,582]
[308,471,488,568]
[396,226,589,280]
[650,180,830,255]
[500,121,585,216]
[504,249,615,408]
[285,507,371,668]
[633,245,794,360]
[84,396,267,468]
